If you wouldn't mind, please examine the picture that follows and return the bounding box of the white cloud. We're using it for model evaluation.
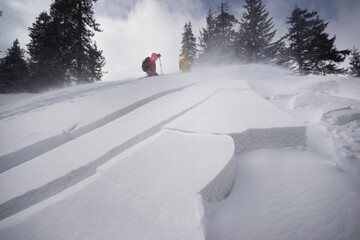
[0,0,52,55]
[94,0,137,19]
[94,0,205,81]
[327,0,360,50]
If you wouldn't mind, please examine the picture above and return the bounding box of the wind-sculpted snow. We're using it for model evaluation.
[253,75,360,173]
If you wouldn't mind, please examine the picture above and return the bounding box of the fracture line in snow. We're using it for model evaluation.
[162,127,226,136]
[324,106,352,114]
[0,84,195,174]
[0,90,218,221]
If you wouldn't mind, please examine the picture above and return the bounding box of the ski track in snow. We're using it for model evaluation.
[0,83,195,173]
[0,79,142,120]
[0,84,219,220]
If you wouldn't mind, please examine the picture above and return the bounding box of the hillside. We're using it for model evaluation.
[0,65,359,239]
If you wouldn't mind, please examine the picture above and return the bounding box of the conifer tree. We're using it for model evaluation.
[28,11,66,90]
[213,3,237,61]
[286,7,313,74]
[286,7,349,75]
[0,39,29,93]
[48,0,75,84]
[26,0,105,91]
[48,0,104,84]
[198,9,216,61]
[272,37,291,66]
[72,0,103,83]
[198,4,237,62]
[180,21,197,62]
[87,42,106,82]
[236,0,277,63]
[349,47,360,77]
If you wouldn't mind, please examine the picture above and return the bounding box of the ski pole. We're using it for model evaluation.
[159,56,163,74]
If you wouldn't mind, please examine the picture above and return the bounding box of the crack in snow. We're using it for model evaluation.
[0,88,218,221]
[0,84,195,174]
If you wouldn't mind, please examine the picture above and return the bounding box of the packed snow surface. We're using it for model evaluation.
[0,64,359,239]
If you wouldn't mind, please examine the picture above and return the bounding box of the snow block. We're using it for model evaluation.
[322,108,360,125]
[0,130,236,240]
[165,90,306,154]
[231,127,306,155]
[199,156,236,203]
[0,86,216,220]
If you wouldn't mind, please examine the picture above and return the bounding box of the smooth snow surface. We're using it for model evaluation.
[207,148,360,240]
[0,64,359,239]
[166,90,303,134]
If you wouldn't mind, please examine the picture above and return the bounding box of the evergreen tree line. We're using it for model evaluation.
[180,0,360,77]
[0,0,105,94]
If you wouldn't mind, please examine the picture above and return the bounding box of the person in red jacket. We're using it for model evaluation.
[146,53,161,76]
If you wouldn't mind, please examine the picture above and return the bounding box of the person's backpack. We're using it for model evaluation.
[142,57,150,72]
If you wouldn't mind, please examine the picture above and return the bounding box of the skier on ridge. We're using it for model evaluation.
[142,53,161,77]
[179,52,191,73]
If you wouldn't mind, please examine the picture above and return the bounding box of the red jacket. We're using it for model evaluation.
[149,59,156,72]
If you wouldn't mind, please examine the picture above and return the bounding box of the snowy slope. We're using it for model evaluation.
[207,148,360,240]
[0,75,200,172]
[0,65,359,239]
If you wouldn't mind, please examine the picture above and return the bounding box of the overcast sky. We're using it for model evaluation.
[1,0,360,81]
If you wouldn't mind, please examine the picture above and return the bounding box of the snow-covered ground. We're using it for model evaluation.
[0,65,359,239]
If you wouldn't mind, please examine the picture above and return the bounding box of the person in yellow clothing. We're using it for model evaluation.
[179,52,191,73]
